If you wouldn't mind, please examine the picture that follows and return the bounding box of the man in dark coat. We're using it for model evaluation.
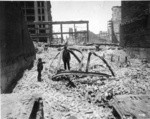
[62,46,71,70]
[37,58,45,81]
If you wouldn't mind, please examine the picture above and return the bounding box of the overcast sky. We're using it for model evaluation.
[51,1,121,34]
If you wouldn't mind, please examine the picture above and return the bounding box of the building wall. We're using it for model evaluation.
[120,1,150,47]
[120,1,150,61]
[0,2,35,93]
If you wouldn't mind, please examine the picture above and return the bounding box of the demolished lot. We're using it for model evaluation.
[1,43,150,119]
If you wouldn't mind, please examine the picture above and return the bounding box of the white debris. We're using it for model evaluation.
[1,45,150,119]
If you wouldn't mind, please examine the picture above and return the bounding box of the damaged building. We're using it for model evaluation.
[21,1,52,43]
[120,1,150,61]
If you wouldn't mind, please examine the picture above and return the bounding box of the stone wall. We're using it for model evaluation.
[0,2,35,93]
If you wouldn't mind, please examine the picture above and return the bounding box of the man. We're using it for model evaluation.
[62,46,71,70]
[37,58,45,81]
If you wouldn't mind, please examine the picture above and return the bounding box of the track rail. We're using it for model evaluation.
[52,71,111,79]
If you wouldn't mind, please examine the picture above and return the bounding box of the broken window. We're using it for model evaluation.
[20,2,25,8]
[26,9,35,15]
[28,24,35,28]
[26,16,35,21]
[39,29,46,34]
[37,2,40,7]
[37,1,44,7]
[39,37,47,42]
[42,9,44,14]
[42,16,45,21]
[25,2,34,8]
[22,9,26,15]
[38,9,41,14]
[41,2,44,7]
[39,25,45,28]
[39,25,42,28]
[38,16,41,21]
[29,30,35,34]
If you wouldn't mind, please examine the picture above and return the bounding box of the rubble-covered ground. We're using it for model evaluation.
[1,43,150,119]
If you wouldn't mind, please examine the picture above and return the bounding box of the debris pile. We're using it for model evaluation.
[1,44,150,119]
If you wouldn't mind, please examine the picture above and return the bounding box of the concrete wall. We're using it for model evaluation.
[0,2,35,93]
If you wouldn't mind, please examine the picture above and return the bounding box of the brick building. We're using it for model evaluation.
[120,1,150,60]
[21,1,52,43]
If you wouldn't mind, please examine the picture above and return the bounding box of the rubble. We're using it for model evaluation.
[1,44,150,119]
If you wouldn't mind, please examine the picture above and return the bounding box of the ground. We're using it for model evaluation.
[1,43,150,119]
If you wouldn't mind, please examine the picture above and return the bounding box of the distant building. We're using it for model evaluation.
[107,6,121,43]
[21,1,52,43]
[99,31,110,43]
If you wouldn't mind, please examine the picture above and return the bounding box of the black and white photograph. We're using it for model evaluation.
[0,0,150,119]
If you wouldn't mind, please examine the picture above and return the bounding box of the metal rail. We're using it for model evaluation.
[52,71,111,79]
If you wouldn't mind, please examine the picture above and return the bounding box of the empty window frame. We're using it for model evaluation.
[42,9,44,14]
[42,16,45,21]
[26,9,35,15]
[38,9,41,14]
[26,16,35,21]
[38,16,41,21]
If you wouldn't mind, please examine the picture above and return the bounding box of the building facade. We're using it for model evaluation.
[21,1,52,43]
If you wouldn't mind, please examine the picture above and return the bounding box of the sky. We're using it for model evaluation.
[51,1,121,34]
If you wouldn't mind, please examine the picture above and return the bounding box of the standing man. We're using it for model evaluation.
[62,46,71,70]
[37,58,45,81]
